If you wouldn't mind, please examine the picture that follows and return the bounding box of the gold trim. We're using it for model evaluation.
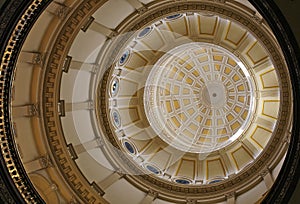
[198,15,218,35]
[260,69,279,89]
[41,0,292,200]
[224,22,247,46]
[250,126,273,149]
[140,29,165,54]
[206,158,226,180]
[262,100,280,119]
[41,0,110,203]
[246,41,269,65]
[231,146,254,170]
[0,1,48,203]
[175,158,196,179]
[166,15,189,38]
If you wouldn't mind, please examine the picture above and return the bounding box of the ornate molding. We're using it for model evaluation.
[0,0,296,203]
[97,0,292,199]
[42,0,109,203]
[260,167,271,178]
[225,191,235,199]
[148,189,158,199]
[186,199,197,204]
[248,0,300,203]
[0,0,51,203]
[38,0,296,203]
[39,155,52,169]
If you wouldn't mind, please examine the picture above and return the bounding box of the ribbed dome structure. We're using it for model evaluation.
[0,1,299,204]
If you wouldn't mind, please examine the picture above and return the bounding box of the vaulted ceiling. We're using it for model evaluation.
[0,0,299,204]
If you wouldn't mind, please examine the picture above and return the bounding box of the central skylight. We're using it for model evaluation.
[144,42,254,153]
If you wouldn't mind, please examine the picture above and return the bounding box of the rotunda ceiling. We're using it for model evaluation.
[144,42,254,154]
[100,10,285,189]
[2,0,297,203]
[47,0,293,201]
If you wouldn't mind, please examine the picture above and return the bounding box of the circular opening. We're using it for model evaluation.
[123,141,135,154]
[119,50,130,65]
[208,178,225,184]
[138,26,152,38]
[111,110,121,128]
[110,78,119,96]
[145,164,160,175]
[165,14,183,20]
[144,42,254,153]
[175,178,191,185]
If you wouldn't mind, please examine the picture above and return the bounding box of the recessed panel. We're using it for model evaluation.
[198,15,218,35]
[231,146,253,170]
[250,126,272,148]
[225,22,247,46]
[176,159,196,179]
[206,159,226,180]
[260,69,279,88]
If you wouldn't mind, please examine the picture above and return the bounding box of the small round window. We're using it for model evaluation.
[110,78,119,96]
[111,110,121,128]
[137,26,153,38]
[208,177,224,184]
[145,164,160,175]
[119,50,130,65]
[174,178,191,185]
[165,14,182,20]
[123,140,136,155]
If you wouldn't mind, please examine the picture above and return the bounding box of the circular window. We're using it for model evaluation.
[111,110,121,128]
[165,14,183,20]
[208,177,225,184]
[174,178,191,185]
[110,78,119,96]
[119,50,130,65]
[145,164,160,175]
[137,26,153,38]
[123,140,136,155]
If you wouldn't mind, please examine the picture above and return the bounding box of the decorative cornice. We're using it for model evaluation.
[0,0,51,203]
[225,191,235,199]
[0,0,297,203]
[260,167,271,178]
[39,154,52,169]
[0,0,300,203]
[0,0,285,203]
[42,0,109,203]
[148,189,158,198]
[249,0,300,203]
[97,1,292,200]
